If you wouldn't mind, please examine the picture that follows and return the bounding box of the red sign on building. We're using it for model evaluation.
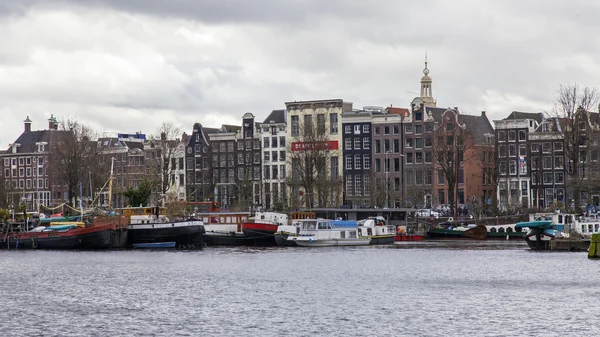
[291,141,339,151]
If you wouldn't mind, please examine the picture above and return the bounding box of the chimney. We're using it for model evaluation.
[181,132,188,143]
[24,116,32,133]
[481,111,486,116]
[48,114,55,130]
[160,132,167,141]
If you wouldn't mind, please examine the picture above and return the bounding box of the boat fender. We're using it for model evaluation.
[189,244,195,249]
[172,223,175,227]
[309,237,313,244]
[15,241,20,249]
[202,242,207,248]
[32,240,39,249]
[179,244,185,250]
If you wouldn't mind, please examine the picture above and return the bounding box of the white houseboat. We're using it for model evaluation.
[285,219,371,247]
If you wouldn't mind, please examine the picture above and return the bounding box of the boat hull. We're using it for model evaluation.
[368,235,396,245]
[127,222,205,249]
[394,234,424,241]
[290,237,371,247]
[202,232,251,245]
[274,232,297,247]
[1,224,114,250]
[241,223,278,246]
[427,228,525,240]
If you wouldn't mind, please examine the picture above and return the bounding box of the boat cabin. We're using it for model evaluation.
[250,212,288,226]
[291,211,316,220]
[119,206,167,217]
[527,212,600,235]
[300,220,331,230]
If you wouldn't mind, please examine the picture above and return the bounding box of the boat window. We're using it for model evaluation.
[558,215,563,223]
[318,221,327,230]
[349,231,356,238]
[367,228,372,236]
[506,227,513,233]
[303,221,316,230]
[498,227,505,233]
[595,224,599,232]
[589,224,593,232]
[340,231,345,238]
[582,225,586,233]
[490,228,497,232]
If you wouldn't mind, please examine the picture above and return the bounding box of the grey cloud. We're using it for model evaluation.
[2,0,600,148]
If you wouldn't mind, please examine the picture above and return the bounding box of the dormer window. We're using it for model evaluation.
[541,123,551,132]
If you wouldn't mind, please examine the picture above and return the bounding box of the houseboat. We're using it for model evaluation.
[516,212,593,251]
[241,212,288,245]
[285,219,371,247]
[0,215,127,250]
[195,212,251,245]
[357,216,396,244]
[120,206,205,249]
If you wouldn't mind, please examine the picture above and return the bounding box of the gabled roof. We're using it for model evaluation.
[385,107,410,117]
[1,130,66,155]
[97,137,119,149]
[123,141,144,150]
[535,118,564,133]
[221,124,241,133]
[504,111,544,123]
[203,127,219,135]
[425,107,451,123]
[458,113,494,144]
[262,109,286,124]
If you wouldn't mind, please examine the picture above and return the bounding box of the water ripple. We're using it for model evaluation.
[0,244,599,336]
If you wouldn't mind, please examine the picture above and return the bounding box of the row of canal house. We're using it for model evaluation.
[9,60,598,212]
[0,60,498,212]
[341,60,496,210]
[495,109,600,210]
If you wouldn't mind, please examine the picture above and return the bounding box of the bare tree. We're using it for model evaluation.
[553,84,600,211]
[0,171,7,209]
[432,112,478,219]
[287,116,342,208]
[369,175,387,208]
[231,168,254,211]
[146,122,183,205]
[50,118,97,205]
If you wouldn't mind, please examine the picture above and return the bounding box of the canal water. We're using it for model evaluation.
[0,242,598,337]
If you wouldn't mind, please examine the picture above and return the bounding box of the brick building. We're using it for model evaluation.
[0,116,63,211]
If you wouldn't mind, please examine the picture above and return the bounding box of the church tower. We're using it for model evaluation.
[419,53,436,107]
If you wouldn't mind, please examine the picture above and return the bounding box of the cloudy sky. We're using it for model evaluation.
[1,0,599,148]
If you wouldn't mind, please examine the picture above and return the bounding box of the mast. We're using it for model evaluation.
[79,182,83,219]
[108,157,115,210]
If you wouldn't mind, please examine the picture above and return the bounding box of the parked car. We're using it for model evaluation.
[415,209,440,217]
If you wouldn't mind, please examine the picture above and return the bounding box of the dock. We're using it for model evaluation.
[548,238,590,252]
